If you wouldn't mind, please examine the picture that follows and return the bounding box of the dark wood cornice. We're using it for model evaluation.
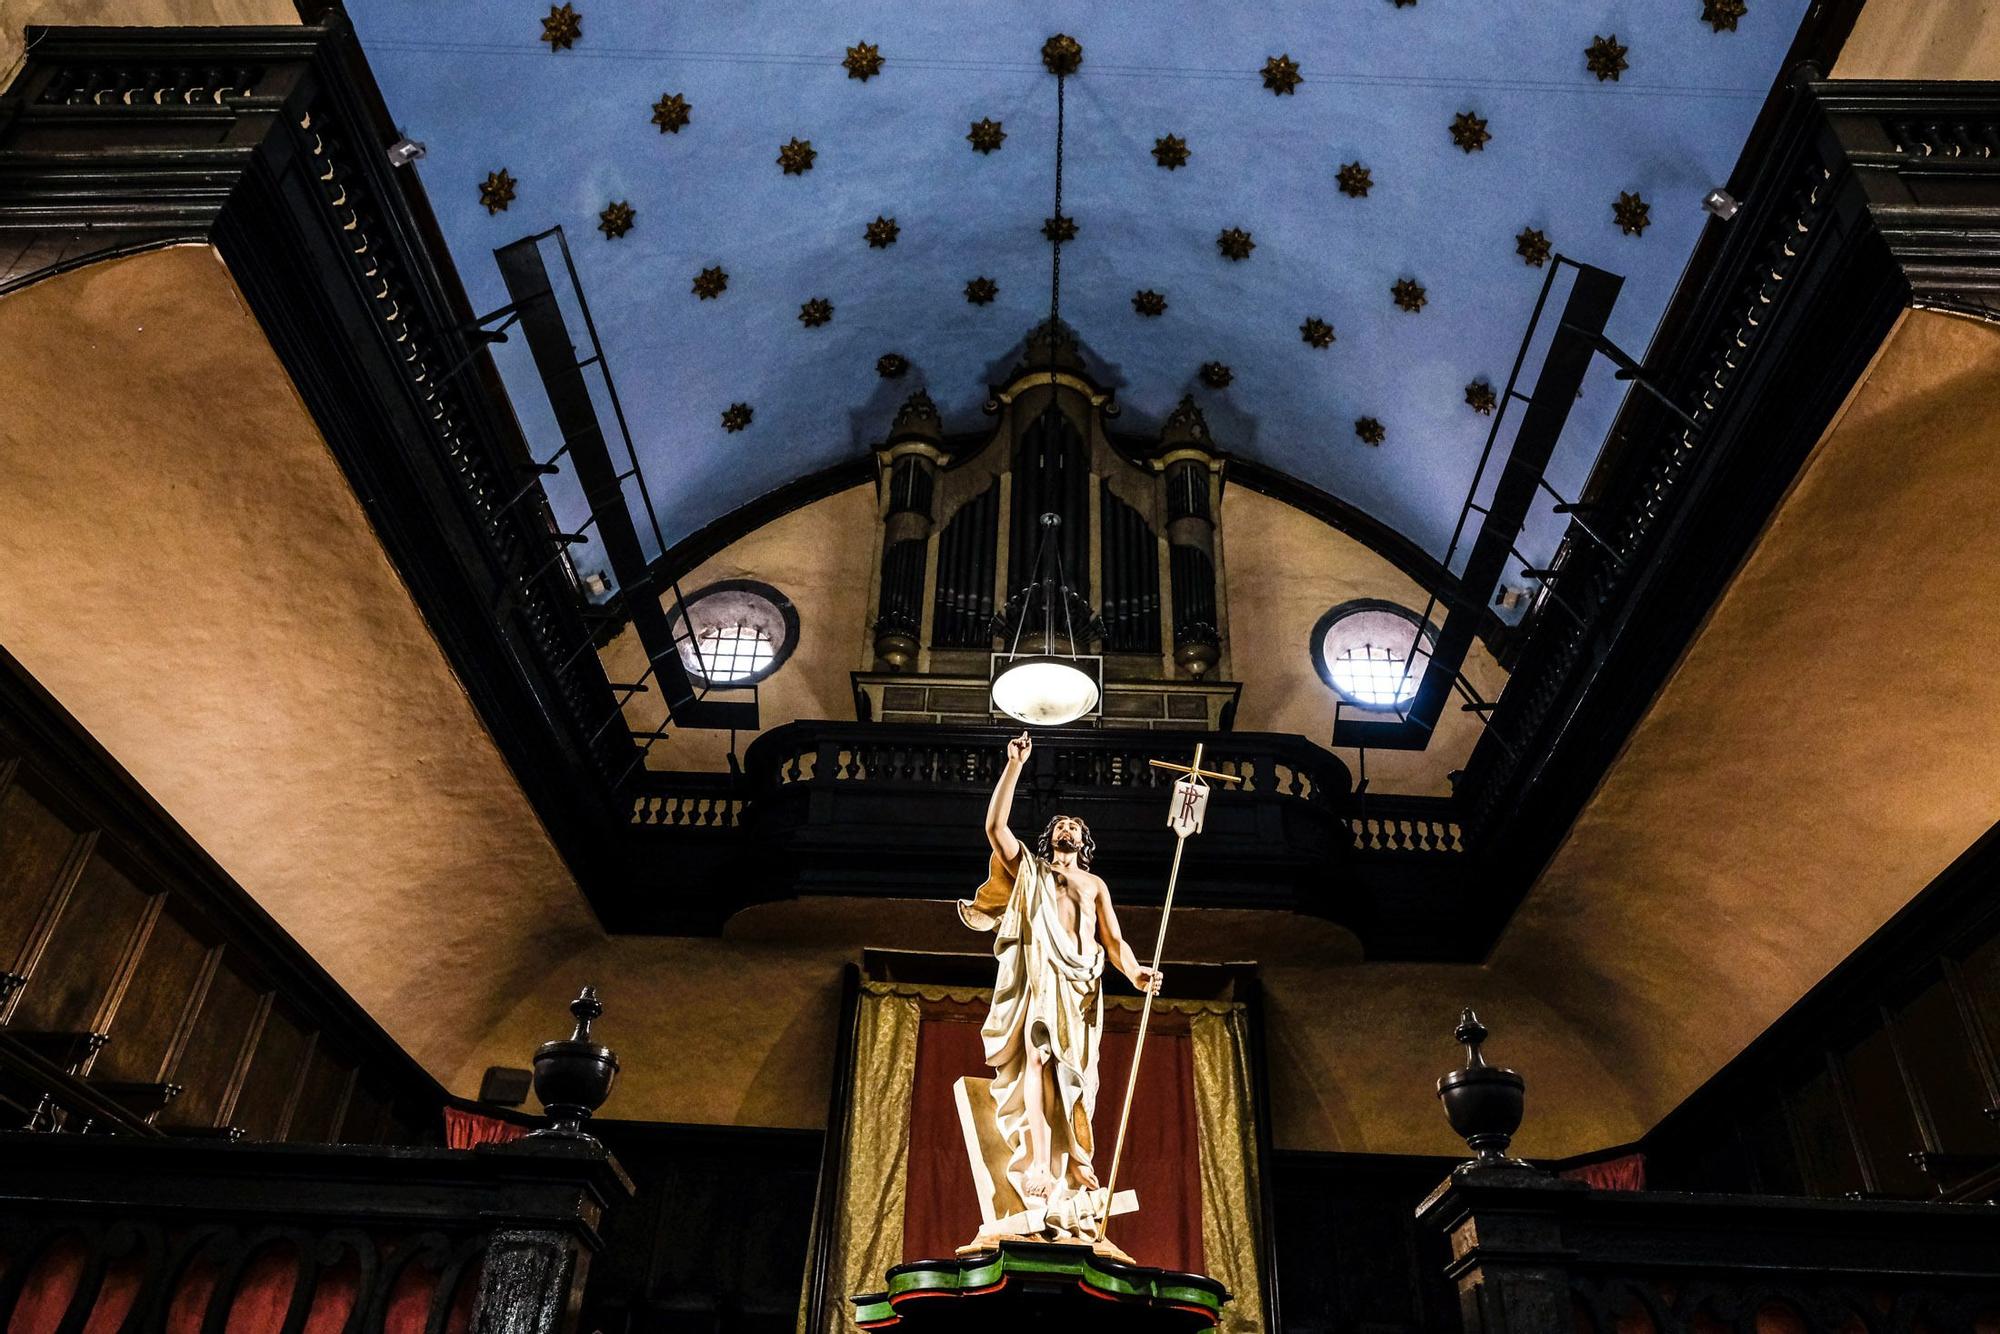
[1455,76,2000,953]
[0,22,635,911]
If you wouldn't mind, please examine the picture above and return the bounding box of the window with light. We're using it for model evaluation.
[672,580,798,688]
[1311,601,1435,712]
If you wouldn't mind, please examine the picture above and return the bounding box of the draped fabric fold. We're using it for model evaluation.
[1192,1006,1267,1334]
[801,984,922,1334]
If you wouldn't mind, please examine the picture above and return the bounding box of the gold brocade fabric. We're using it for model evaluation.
[1193,1006,1267,1334]
[797,987,922,1334]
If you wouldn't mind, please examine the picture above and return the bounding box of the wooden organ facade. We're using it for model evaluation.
[857,331,1240,731]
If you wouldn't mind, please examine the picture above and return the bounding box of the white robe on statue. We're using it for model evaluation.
[959,850,1108,1236]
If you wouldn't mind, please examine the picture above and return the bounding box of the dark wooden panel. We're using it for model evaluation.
[1788,1062,1863,1197]
[0,779,88,974]
[338,1078,393,1146]
[286,1043,355,1143]
[232,1005,311,1141]
[9,850,156,1035]
[1962,929,2000,1055]
[161,962,265,1130]
[91,904,214,1084]
[1839,1024,1929,1197]
[1894,977,2000,1157]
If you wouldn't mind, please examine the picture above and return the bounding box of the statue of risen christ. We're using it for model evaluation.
[958,731,1162,1237]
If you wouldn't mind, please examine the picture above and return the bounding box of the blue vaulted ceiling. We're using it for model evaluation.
[343,0,1808,583]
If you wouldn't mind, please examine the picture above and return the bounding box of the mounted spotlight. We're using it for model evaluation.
[1702,187,1740,221]
[990,513,1102,727]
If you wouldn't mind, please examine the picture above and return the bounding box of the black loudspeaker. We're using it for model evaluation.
[478,1065,533,1107]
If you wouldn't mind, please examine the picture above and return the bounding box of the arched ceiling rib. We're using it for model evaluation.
[344,0,1810,577]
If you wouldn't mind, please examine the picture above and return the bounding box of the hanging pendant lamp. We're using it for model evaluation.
[991,513,1101,727]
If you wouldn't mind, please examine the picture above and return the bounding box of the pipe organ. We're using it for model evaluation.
[856,327,1238,730]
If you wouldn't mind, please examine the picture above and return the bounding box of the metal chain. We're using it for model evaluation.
[1049,73,1065,345]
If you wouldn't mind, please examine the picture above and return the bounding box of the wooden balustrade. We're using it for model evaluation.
[1417,1164,2000,1332]
[0,1130,631,1333]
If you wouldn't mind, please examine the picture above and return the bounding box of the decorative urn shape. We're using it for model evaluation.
[530,985,619,1138]
[1435,1007,1528,1170]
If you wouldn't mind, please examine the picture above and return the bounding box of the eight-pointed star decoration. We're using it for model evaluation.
[798,297,833,328]
[651,92,690,133]
[1200,361,1233,389]
[777,137,816,175]
[1703,0,1749,32]
[478,168,515,214]
[865,216,899,248]
[1355,416,1386,445]
[1450,111,1491,152]
[1153,134,1190,169]
[965,276,998,305]
[539,2,579,50]
[1392,277,1428,313]
[1614,191,1651,236]
[1261,54,1302,95]
[1042,34,1083,76]
[1216,227,1255,261]
[1465,380,1497,415]
[1132,289,1167,317]
[1300,317,1335,349]
[843,41,882,81]
[721,403,753,433]
[1515,226,1552,267]
[692,266,728,300]
[1586,34,1630,81]
[1043,213,1078,244]
[967,118,1006,153]
[597,200,634,239]
[876,353,909,379]
[1336,162,1372,198]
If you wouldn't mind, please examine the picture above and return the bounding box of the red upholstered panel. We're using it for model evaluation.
[901,997,1205,1272]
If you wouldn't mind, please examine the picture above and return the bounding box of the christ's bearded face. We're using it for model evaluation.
[1049,816,1085,852]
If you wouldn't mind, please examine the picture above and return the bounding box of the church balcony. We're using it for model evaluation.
[623,723,1472,951]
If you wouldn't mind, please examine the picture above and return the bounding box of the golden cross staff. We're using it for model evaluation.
[1098,741,1241,1243]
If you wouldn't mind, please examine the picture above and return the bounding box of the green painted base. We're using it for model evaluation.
[851,1241,1230,1333]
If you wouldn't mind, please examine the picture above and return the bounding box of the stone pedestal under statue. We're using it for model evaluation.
[851,1242,1228,1334]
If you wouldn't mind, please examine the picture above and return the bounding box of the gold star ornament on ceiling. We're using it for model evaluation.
[1042,214,1078,244]
[965,276,998,305]
[777,137,816,175]
[1703,0,1749,32]
[721,403,753,433]
[1132,290,1167,318]
[651,92,691,134]
[1336,162,1372,198]
[1614,191,1651,236]
[1153,134,1190,170]
[865,216,899,248]
[1515,226,1552,267]
[1465,380,1497,415]
[1042,34,1083,76]
[1392,278,1427,312]
[967,118,1006,153]
[1216,227,1255,261]
[539,2,579,51]
[597,200,634,239]
[1586,34,1630,81]
[1261,54,1302,95]
[1355,416,1386,446]
[1200,361,1233,389]
[692,266,728,299]
[876,353,909,378]
[843,41,883,81]
[799,297,833,328]
[1300,317,1335,349]
[1450,111,1491,153]
[478,168,515,214]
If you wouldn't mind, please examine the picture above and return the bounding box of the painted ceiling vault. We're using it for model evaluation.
[344,0,1809,580]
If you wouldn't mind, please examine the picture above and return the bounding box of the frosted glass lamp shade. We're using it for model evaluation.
[991,655,1100,727]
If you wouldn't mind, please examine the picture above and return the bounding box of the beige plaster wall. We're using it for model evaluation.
[1,0,297,91]
[1222,486,1508,797]
[601,484,876,773]
[1835,0,2000,79]
[1492,309,2000,1123]
[0,246,599,1075]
